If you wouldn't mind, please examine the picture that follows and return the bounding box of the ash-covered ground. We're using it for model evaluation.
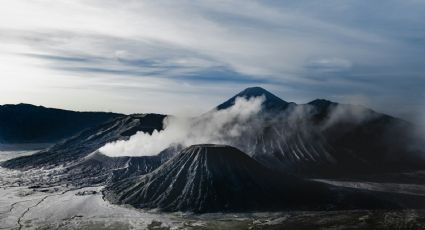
[2,150,425,230]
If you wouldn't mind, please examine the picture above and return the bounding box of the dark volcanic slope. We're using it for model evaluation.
[216,87,294,111]
[251,102,425,176]
[62,146,179,186]
[105,144,397,213]
[1,113,166,170]
[0,103,122,143]
[213,87,425,176]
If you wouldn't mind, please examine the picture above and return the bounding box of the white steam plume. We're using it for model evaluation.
[99,96,265,157]
[322,104,378,129]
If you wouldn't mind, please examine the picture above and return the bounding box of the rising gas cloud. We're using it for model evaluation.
[100,94,424,161]
[99,96,265,157]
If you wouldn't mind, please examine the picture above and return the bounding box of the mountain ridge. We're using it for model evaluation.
[0,103,123,144]
[1,114,167,170]
[2,87,424,178]
[216,86,294,111]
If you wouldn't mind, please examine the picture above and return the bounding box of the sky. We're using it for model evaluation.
[0,0,424,124]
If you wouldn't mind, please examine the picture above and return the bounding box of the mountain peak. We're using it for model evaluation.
[105,144,295,212]
[236,87,283,100]
[308,99,337,108]
[216,87,291,111]
[238,86,271,95]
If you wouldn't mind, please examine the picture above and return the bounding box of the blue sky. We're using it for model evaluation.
[0,0,424,124]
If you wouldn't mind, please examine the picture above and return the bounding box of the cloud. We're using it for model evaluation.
[0,0,424,121]
[99,96,265,156]
[305,58,352,73]
[322,104,379,130]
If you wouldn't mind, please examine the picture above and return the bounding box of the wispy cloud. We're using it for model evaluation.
[0,0,424,123]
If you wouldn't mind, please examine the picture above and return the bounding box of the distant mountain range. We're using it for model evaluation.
[0,103,122,143]
[2,87,425,212]
[3,87,424,176]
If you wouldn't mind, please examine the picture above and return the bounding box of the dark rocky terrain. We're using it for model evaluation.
[104,144,418,213]
[1,113,166,170]
[61,145,180,186]
[215,87,425,177]
[0,103,122,144]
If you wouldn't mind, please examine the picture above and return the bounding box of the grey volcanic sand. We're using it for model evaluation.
[1,183,425,229]
[2,149,425,229]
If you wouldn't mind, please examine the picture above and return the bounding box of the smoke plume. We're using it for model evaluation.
[100,96,265,157]
[100,94,424,162]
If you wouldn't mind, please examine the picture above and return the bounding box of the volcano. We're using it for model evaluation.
[216,86,293,111]
[214,87,425,176]
[104,144,397,213]
[1,113,166,170]
[62,146,179,186]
